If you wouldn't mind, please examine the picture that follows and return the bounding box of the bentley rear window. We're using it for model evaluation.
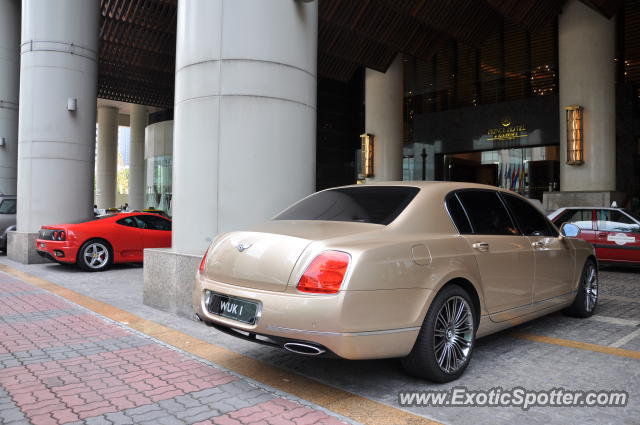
[274,186,420,225]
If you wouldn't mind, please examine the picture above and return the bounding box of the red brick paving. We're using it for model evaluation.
[0,314,131,353]
[0,272,351,425]
[1,344,239,421]
[195,399,347,425]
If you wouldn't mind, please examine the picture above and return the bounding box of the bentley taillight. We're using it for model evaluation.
[198,248,209,274]
[297,251,350,294]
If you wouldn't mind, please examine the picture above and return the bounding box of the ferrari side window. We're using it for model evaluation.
[133,216,148,229]
[138,215,172,231]
[116,217,138,228]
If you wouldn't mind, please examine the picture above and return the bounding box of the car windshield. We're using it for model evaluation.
[0,199,16,214]
[623,209,640,222]
[274,186,420,225]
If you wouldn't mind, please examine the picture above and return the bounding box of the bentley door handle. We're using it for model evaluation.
[472,242,489,252]
[532,240,547,248]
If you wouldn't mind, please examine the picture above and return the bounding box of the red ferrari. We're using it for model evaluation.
[35,213,172,271]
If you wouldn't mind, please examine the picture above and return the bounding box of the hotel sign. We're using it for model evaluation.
[487,117,528,141]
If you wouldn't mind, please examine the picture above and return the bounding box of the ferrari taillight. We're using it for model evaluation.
[58,231,66,241]
[52,231,66,241]
[297,251,350,294]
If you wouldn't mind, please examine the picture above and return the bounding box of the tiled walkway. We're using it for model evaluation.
[0,272,350,425]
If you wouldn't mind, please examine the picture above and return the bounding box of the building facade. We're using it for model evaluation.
[0,0,634,313]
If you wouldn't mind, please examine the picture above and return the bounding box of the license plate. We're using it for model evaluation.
[207,294,259,325]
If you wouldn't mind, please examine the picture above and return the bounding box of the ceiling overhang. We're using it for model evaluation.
[98,0,624,108]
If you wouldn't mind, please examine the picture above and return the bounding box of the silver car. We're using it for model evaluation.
[0,195,16,251]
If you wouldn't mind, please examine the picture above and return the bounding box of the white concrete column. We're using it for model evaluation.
[365,55,404,183]
[95,106,118,209]
[0,0,20,195]
[129,104,147,210]
[172,0,317,253]
[12,0,99,263]
[559,0,616,191]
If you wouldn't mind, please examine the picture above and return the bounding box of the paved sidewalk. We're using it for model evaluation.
[0,271,351,425]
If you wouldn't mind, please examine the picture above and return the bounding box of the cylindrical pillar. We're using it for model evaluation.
[95,106,118,209]
[129,103,147,210]
[172,0,318,253]
[0,0,20,195]
[15,0,98,235]
[365,55,404,183]
[559,0,615,191]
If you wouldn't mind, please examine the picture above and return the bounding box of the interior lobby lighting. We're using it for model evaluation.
[360,133,374,177]
[565,105,584,165]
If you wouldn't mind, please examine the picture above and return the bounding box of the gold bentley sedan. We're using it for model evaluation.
[193,182,597,382]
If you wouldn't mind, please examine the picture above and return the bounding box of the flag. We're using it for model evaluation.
[503,164,509,188]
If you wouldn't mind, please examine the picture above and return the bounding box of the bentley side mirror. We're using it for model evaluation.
[560,223,581,238]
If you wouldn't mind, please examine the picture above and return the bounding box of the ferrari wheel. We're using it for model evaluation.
[77,239,112,272]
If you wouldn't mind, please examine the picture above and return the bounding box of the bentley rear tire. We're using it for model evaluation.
[401,284,476,382]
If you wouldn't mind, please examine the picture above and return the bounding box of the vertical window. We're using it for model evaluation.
[555,209,593,230]
[0,199,16,214]
[596,210,640,233]
[446,195,472,234]
[502,194,556,236]
[137,215,172,231]
[457,191,519,235]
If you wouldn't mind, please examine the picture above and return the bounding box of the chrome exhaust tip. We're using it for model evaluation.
[283,342,326,356]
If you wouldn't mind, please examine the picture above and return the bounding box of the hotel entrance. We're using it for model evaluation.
[436,145,560,201]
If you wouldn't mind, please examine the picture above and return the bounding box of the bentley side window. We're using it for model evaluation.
[457,191,519,236]
[502,194,557,237]
[446,195,472,234]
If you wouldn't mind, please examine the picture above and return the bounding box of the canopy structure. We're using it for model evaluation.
[97,0,625,108]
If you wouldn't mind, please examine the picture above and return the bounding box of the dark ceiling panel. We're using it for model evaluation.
[484,0,565,32]
[98,0,176,108]
[318,52,361,82]
[319,20,398,73]
[580,0,625,18]
[320,0,445,62]
[377,0,504,47]
[97,0,624,107]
